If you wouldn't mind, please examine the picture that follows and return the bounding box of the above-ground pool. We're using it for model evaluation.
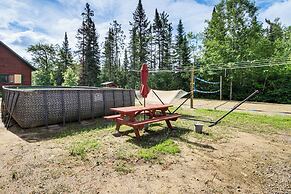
[1,86,135,128]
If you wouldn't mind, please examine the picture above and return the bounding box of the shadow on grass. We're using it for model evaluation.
[126,126,216,151]
[7,118,114,143]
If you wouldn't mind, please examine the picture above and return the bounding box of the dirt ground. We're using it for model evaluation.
[0,100,290,193]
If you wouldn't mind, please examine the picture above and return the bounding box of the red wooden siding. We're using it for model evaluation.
[0,42,35,88]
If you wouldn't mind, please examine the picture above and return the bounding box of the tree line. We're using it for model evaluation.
[28,0,291,103]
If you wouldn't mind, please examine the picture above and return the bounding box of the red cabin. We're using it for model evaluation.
[0,41,36,88]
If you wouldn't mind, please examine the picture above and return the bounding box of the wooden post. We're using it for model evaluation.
[219,76,222,100]
[190,67,194,108]
[229,79,233,101]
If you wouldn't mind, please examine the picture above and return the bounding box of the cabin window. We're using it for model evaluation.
[14,74,22,84]
[0,74,19,83]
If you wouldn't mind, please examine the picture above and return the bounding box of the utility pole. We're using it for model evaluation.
[190,67,194,108]
[230,79,233,100]
[220,76,222,100]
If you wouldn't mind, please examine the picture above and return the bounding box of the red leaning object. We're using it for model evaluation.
[140,63,150,98]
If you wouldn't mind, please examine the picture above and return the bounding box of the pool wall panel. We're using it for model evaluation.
[1,86,135,128]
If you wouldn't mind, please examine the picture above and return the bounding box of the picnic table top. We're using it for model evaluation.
[110,104,172,114]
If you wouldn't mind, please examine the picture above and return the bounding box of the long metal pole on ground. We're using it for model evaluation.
[190,67,194,108]
[209,90,259,127]
[219,76,222,100]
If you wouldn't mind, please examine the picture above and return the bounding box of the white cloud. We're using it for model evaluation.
[259,0,291,26]
[0,0,215,61]
[0,0,290,61]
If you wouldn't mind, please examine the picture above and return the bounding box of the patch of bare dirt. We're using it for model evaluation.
[0,125,290,194]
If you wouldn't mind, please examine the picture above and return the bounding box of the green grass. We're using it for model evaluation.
[175,108,291,135]
[57,107,290,163]
[69,139,99,159]
[137,139,180,160]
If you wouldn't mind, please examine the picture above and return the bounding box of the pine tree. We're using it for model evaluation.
[76,3,100,86]
[148,25,156,69]
[174,19,191,68]
[111,20,125,70]
[123,49,129,71]
[102,20,125,83]
[55,32,74,85]
[102,28,114,81]
[128,0,150,89]
[153,9,162,68]
[152,10,173,69]
[129,0,150,68]
[120,49,129,88]
[265,18,283,42]
[160,11,172,69]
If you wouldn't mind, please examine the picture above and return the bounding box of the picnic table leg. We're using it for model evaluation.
[133,127,141,139]
[165,120,173,130]
[113,122,122,137]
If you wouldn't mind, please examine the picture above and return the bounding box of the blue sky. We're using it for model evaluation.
[0,0,290,60]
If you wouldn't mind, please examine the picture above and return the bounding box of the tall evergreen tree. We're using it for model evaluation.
[123,49,129,71]
[265,18,283,42]
[153,9,163,68]
[174,19,191,68]
[102,20,125,82]
[102,28,114,81]
[111,20,125,69]
[55,32,74,85]
[76,3,100,86]
[128,0,150,88]
[129,0,150,68]
[160,11,173,68]
[148,24,156,69]
[120,49,130,88]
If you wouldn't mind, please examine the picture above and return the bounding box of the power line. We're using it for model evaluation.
[128,59,291,73]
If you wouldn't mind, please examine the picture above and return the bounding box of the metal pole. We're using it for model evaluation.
[209,90,259,127]
[172,93,191,114]
[152,90,164,105]
[230,79,233,101]
[219,76,222,100]
[190,67,194,108]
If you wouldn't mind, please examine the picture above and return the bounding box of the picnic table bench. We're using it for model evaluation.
[104,104,180,138]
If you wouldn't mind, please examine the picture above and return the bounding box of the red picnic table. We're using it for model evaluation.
[104,104,181,138]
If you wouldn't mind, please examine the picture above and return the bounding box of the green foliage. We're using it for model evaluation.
[28,43,57,86]
[55,32,74,86]
[174,19,191,68]
[102,20,125,85]
[26,0,290,103]
[62,65,79,86]
[127,0,151,89]
[32,69,54,86]
[76,3,101,86]
[201,0,291,103]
